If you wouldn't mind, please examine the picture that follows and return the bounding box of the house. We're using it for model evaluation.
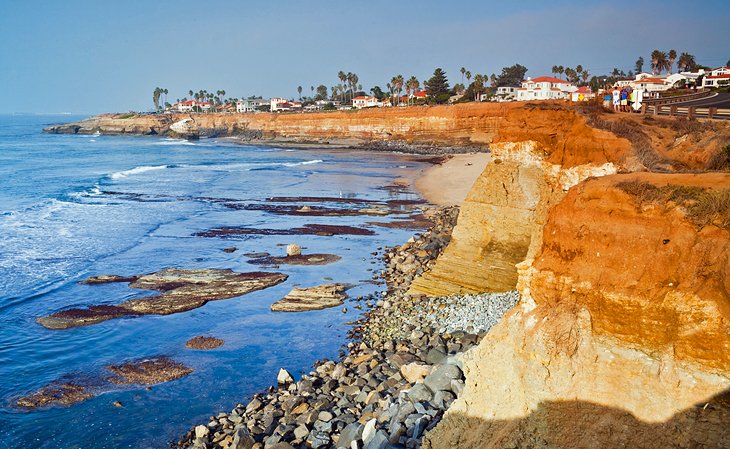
[570,86,595,102]
[219,103,236,113]
[352,96,383,109]
[703,67,730,88]
[271,98,292,112]
[411,90,427,100]
[516,76,577,101]
[236,99,256,113]
[495,86,518,101]
[175,100,211,112]
[631,77,671,92]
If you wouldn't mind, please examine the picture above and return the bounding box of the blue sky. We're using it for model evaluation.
[1,0,728,113]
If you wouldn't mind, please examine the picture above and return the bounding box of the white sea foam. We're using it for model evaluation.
[282,159,323,167]
[110,165,169,180]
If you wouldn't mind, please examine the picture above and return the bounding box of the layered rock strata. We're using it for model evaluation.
[423,173,730,449]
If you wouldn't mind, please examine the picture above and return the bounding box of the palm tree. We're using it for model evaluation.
[386,82,392,105]
[677,52,696,72]
[152,87,161,111]
[556,65,564,79]
[297,86,303,101]
[188,90,194,98]
[407,76,419,105]
[460,67,466,85]
[551,65,559,77]
[338,71,346,103]
[668,49,677,73]
[635,57,644,74]
[575,65,583,75]
[465,70,472,86]
[651,50,664,74]
[473,74,484,101]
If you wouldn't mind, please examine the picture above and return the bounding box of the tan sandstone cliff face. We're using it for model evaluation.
[423,174,730,449]
[409,110,630,296]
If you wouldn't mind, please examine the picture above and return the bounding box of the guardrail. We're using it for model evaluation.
[643,90,713,106]
[642,104,730,120]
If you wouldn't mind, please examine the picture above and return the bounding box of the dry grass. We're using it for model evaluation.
[616,180,730,230]
[586,114,672,172]
[706,144,730,171]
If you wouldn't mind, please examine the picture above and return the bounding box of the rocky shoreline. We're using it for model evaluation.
[173,206,520,449]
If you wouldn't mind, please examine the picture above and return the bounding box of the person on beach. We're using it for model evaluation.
[612,88,621,112]
[627,89,634,113]
[620,89,628,112]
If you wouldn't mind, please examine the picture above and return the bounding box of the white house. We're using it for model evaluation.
[516,76,577,101]
[175,100,211,112]
[352,96,383,109]
[703,67,730,88]
[495,86,518,101]
[271,98,291,112]
[236,99,256,113]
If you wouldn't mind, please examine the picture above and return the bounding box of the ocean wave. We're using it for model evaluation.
[109,165,170,180]
[283,159,323,167]
[153,139,197,146]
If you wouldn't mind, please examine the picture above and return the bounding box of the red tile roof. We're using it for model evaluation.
[527,76,574,85]
[707,74,730,79]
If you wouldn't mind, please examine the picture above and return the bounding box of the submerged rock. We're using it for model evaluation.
[247,254,341,266]
[107,356,193,385]
[16,383,93,409]
[186,336,225,350]
[38,269,288,329]
[271,284,350,312]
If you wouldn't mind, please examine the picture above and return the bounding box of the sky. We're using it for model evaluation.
[1,0,728,114]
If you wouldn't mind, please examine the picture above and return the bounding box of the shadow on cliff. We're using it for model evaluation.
[425,388,730,449]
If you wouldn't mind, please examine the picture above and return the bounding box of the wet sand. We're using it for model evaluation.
[415,153,491,206]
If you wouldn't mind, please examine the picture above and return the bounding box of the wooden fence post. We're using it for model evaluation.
[708,107,717,119]
[687,107,694,119]
[670,106,676,117]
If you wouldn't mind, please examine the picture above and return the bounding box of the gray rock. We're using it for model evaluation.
[277,368,294,385]
[364,430,390,449]
[433,390,456,409]
[362,418,378,445]
[412,416,429,440]
[314,419,334,433]
[425,347,447,365]
[231,425,255,449]
[293,424,309,441]
[424,364,462,392]
[306,430,331,448]
[450,379,465,396]
[337,422,363,448]
[406,383,432,403]
[318,410,334,422]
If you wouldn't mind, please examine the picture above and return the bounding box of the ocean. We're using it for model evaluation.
[0,114,429,448]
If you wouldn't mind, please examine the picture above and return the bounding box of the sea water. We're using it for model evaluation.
[0,114,428,448]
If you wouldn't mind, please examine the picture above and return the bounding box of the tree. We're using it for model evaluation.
[370,86,386,100]
[494,64,528,87]
[668,49,677,73]
[575,64,583,75]
[424,68,450,103]
[564,67,577,84]
[338,71,346,103]
[460,67,466,85]
[471,74,485,101]
[635,56,644,74]
[406,76,419,104]
[551,65,559,77]
[678,52,697,72]
[152,87,162,111]
[556,65,564,79]
[297,86,303,101]
[315,85,328,101]
[651,50,669,74]
[390,74,404,105]
[465,70,472,86]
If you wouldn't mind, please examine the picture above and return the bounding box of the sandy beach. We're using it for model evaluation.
[415,153,491,206]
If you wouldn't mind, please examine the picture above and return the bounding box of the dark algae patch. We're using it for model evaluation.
[247,253,342,266]
[185,336,225,350]
[17,356,193,410]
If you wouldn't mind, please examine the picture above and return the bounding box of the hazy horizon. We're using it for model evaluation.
[1,0,728,114]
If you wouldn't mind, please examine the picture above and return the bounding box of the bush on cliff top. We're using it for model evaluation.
[616,180,730,230]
